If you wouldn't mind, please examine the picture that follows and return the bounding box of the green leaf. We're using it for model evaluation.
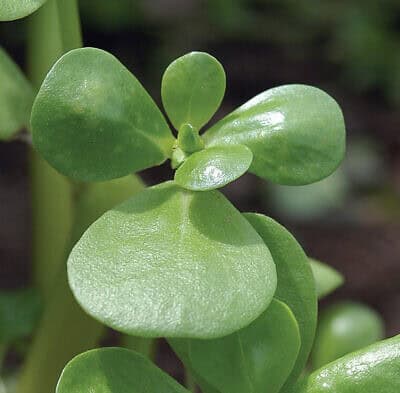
[174,145,253,191]
[299,335,400,393]
[167,340,220,393]
[309,258,344,299]
[243,213,317,388]
[31,47,174,181]
[204,84,346,185]
[170,299,300,393]
[68,181,276,338]
[0,47,34,140]
[0,0,46,21]
[161,52,226,130]
[0,288,41,344]
[311,301,384,370]
[56,347,189,393]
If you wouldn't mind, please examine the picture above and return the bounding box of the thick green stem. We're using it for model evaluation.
[121,336,157,359]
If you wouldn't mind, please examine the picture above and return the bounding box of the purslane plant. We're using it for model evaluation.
[28,47,400,393]
[1,2,399,392]
[31,48,344,345]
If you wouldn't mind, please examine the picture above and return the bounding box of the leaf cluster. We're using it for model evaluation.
[23,47,400,392]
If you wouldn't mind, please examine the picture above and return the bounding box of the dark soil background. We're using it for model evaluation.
[1,0,399,379]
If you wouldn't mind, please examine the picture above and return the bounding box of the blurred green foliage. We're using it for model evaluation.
[76,0,400,106]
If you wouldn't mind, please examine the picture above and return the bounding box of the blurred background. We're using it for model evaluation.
[0,0,399,385]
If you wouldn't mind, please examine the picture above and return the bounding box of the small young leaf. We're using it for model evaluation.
[177,123,204,153]
[309,258,344,299]
[243,213,317,388]
[170,299,300,393]
[68,182,276,338]
[299,335,400,393]
[32,47,174,181]
[174,145,253,191]
[56,347,189,393]
[161,52,226,130]
[0,0,46,21]
[0,47,34,140]
[311,301,384,369]
[204,85,346,185]
[0,288,41,344]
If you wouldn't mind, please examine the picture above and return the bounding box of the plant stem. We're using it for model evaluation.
[121,336,157,359]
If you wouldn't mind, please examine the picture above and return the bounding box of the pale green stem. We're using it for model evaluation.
[121,336,157,359]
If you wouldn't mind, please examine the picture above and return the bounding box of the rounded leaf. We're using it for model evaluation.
[162,52,226,130]
[244,213,317,388]
[204,85,346,185]
[175,145,253,191]
[171,299,301,393]
[300,335,400,393]
[311,301,384,369]
[309,258,344,299]
[32,48,174,181]
[56,347,189,393]
[68,182,276,338]
[0,0,46,21]
[0,47,34,140]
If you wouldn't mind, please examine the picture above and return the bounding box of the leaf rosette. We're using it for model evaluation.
[30,48,347,339]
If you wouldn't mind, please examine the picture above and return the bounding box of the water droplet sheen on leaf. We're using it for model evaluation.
[175,145,253,191]
[300,335,400,393]
[204,84,346,185]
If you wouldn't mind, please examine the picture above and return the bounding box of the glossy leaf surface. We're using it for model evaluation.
[0,47,34,140]
[56,347,189,393]
[309,258,344,299]
[299,335,400,393]
[175,145,253,191]
[311,301,384,369]
[204,84,346,185]
[68,182,276,338]
[0,288,41,344]
[0,0,46,21]
[171,299,300,393]
[244,213,317,387]
[32,48,174,181]
[162,52,226,130]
